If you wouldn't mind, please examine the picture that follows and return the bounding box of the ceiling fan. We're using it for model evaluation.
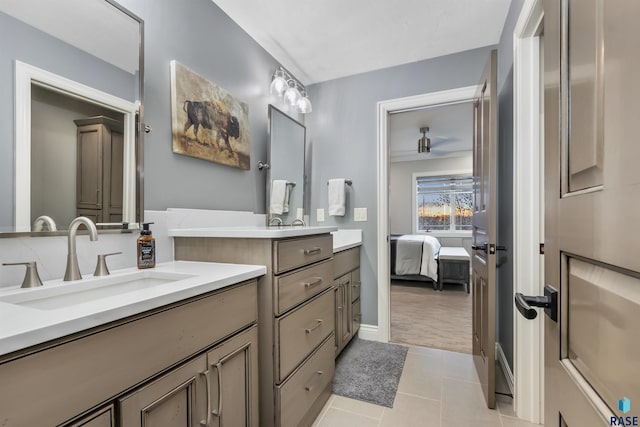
[417,126,466,156]
[418,127,431,153]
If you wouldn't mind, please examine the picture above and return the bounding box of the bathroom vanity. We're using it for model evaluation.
[172,226,337,427]
[0,261,265,426]
[333,246,361,356]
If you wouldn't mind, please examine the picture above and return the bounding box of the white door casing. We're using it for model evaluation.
[375,86,478,344]
[513,0,545,422]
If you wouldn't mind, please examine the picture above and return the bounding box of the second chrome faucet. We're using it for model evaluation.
[64,216,98,281]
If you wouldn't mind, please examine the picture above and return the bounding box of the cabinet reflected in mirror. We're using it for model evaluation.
[267,105,305,225]
[31,87,127,230]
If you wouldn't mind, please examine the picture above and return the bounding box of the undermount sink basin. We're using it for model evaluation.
[0,270,196,310]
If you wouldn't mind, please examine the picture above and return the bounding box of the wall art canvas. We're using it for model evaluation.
[170,60,250,170]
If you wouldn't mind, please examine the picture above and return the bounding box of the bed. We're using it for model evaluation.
[390,234,441,289]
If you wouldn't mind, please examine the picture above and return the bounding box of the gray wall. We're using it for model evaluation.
[116,0,286,215]
[306,46,495,325]
[495,0,525,372]
[0,11,136,231]
[390,156,473,235]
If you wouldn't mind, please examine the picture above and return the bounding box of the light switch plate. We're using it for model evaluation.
[354,207,367,222]
[296,208,304,220]
[317,209,325,222]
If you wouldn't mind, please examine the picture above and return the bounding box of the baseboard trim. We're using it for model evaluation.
[357,324,382,342]
[496,342,515,396]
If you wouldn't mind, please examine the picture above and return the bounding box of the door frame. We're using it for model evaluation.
[14,60,138,232]
[375,85,477,343]
[513,0,544,423]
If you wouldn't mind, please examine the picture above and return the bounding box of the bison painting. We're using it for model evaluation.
[183,100,240,153]
[171,61,250,170]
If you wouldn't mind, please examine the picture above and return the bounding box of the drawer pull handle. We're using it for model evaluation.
[304,247,322,255]
[305,319,324,334]
[304,277,323,288]
[353,314,361,321]
[304,370,325,392]
[199,369,211,427]
[351,282,360,288]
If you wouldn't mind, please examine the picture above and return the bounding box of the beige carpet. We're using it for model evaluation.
[390,280,472,354]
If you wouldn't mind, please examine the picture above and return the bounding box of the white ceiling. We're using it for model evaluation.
[212,0,511,84]
[389,102,473,162]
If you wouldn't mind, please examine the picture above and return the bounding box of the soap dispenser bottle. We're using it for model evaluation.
[137,222,156,269]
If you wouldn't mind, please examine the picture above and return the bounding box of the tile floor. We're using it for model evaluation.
[312,345,540,427]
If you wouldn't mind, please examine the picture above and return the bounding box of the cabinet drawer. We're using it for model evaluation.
[64,405,115,427]
[352,299,361,336]
[274,259,334,314]
[273,235,332,274]
[333,247,360,278]
[276,336,335,427]
[275,289,335,382]
[350,268,360,303]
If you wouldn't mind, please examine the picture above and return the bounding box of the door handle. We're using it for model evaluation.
[515,285,558,322]
[471,244,488,253]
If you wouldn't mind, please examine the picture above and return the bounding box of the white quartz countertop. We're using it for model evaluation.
[0,261,266,357]
[332,229,362,253]
[168,225,338,238]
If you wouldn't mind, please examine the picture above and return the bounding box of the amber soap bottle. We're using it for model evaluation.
[137,222,156,269]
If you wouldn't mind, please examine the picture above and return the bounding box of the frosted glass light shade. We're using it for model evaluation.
[284,83,301,106]
[270,75,287,96]
[296,96,312,114]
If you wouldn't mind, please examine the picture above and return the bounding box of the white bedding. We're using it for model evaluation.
[395,235,441,281]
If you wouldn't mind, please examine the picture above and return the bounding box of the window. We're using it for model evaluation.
[415,175,473,232]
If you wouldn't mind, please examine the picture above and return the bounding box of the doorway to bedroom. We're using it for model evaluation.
[388,101,474,355]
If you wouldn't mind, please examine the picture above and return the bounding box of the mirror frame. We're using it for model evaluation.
[266,104,306,225]
[1,0,144,237]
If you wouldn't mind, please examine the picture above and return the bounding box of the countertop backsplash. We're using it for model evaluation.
[0,211,173,289]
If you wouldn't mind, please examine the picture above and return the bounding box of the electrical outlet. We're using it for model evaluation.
[296,208,304,220]
[354,207,367,222]
[317,209,325,222]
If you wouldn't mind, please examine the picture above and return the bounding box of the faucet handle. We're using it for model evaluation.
[93,252,122,277]
[2,261,44,288]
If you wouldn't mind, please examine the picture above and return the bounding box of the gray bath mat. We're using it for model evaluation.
[333,338,408,408]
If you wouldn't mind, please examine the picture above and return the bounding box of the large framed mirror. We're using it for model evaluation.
[0,0,144,235]
[267,105,305,225]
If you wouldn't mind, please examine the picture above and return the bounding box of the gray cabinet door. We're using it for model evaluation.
[206,326,259,427]
[119,355,207,427]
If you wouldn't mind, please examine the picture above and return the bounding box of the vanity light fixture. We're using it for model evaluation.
[270,66,312,114]
[269,68,288,96]
[283,79,301,107]
[297,88,313,113]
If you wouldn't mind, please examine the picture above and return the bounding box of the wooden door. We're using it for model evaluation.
[206,326,259,427]
[543,0,640,425]
[119,355,207,427]
[471,49,498,409]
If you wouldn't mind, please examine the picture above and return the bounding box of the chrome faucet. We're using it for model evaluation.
[32,215,57,232]
[269,217,283,226]
[64,216,98,281]
[291,218,306,227]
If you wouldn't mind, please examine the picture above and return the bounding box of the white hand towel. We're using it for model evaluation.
[270,180,287,215]
[283,184,291,213]
[328,178,346,216]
